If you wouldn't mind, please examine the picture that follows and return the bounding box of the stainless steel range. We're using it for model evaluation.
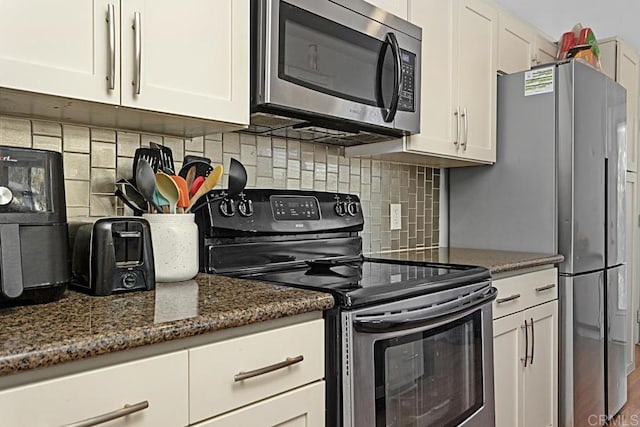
[194,189,497,427]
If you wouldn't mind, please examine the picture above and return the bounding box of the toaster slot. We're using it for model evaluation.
[112,222,144,267]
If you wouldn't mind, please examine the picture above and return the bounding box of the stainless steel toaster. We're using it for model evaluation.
[70,217,155,296]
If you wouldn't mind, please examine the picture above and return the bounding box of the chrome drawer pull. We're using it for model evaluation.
[234,355,304,382]
[63,401,149,427]
[496,294,521,304]
[535,284,556,292]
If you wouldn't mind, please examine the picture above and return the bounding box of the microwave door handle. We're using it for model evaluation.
[353,286,497,333]
[382,32,402,123]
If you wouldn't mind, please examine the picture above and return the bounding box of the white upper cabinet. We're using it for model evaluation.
[0,0,249,133]
[0,0,120,104]
[454,0,498,163]
[498,11,535,75]
[363,0,408,19]
[498,10,557,75]
[533,34,557,66]
[120,0,249,124]
[405,0,498,164]
[600,38,639,172]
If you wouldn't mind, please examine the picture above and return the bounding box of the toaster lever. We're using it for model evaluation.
[115,231,142,238]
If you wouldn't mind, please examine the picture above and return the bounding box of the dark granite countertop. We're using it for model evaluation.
[367,247,564,274]
[0,274,334,377]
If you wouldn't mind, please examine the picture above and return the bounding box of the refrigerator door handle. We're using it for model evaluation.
[521,319,529,367]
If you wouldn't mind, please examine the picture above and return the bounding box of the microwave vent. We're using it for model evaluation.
[244,112,398,146]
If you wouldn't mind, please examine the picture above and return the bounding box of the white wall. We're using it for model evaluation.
[494,0,640,53]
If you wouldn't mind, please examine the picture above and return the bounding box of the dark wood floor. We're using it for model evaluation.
[613,345,640,425]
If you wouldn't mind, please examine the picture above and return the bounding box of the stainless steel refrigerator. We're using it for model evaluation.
[449,60,627,426]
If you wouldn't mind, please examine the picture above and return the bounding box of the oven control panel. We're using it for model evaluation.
[196,189,364,235]
[271,196,320,221]
[398,50,416,112]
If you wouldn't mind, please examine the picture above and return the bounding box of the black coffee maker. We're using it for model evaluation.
[0,146,70,304]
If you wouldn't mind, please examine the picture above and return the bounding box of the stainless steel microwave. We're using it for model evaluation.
[249,0,422,145]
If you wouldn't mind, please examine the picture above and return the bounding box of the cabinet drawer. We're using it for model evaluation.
[0,351,188,427]
[492,268,558,319]
[189,319,325,424]
[193,381,325,427]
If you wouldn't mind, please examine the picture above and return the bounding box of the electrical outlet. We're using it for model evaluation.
[390,204,401,230]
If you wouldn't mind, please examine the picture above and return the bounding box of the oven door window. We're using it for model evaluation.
[373,311,484,427]
[278,2,394,109]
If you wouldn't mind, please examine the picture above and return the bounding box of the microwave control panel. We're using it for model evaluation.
[399,50,416,112]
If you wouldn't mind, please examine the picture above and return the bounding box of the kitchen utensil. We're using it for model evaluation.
[172,175,190,213]
[186,164,223,212]
[153,189,170,213]
[184,165,196,193]
[155,171,180,214]
[178,160,213,180]
[150,142,175,174]
[132,148,162,179]
[115,178,148,215]
[135,159,162,213]
[190,176,205,197]
[183,154,211,165]
[228,158,248,196]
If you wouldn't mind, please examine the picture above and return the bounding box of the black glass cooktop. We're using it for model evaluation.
[237,258,490,308]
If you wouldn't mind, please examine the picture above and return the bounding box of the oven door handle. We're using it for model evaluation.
[353,286,497,333]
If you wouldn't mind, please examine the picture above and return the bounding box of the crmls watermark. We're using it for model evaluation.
[588,414,640,426]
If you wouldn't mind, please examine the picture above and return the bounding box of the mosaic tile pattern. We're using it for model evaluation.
[0,115,441,253]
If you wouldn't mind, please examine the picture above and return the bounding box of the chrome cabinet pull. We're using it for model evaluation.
[530,317,535,365]
[521,319,529,367]
[453,108,460,148]
[496,293,521,304]
[132,12,142,95]
[535,284,556,292]
[106,4,115,91]
[234,355,304,382]
[63,401,149,427]
[461,107,468,150]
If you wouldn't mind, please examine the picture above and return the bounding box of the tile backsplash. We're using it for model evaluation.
[0,115,440,253]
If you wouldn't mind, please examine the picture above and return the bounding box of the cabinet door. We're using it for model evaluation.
[523,301,558,427]
[454,0,497,163]
[533,34,557,66]
[0,351,189,427]
[618,43,639,172]
[493,312,525,427]
[405,0,458,158]
[194,382,325,427]
[363,0,408,18]
[120,0,249,124]
[0,0,120,104]
[626,171,637,373]
[497,12,534,74]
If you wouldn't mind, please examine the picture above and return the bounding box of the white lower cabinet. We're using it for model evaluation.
[0,351,189,427]
[194,381,325,427]
[0,317,325,427]
[189,319,325,424]
[493,269,558,427]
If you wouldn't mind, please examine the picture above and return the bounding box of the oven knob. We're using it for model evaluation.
[347,201,360,216]
[238,198,254,217]
[334,201,347,217]
[219,198,235,217]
